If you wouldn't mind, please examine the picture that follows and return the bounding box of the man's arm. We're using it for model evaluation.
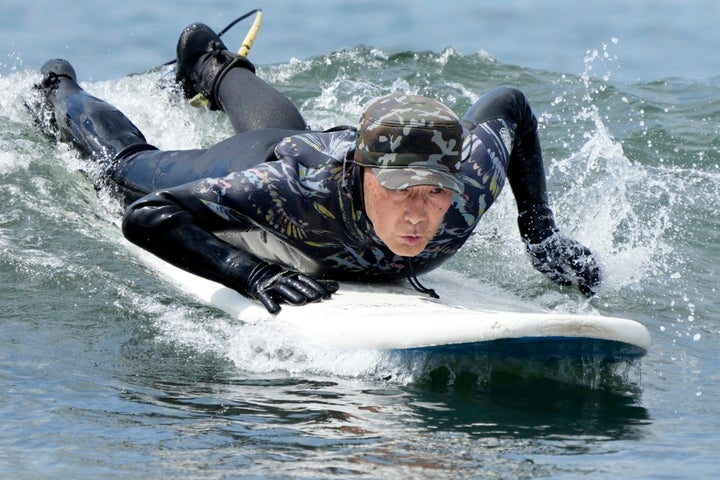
[505,91,601,297]
[122,185,337,313]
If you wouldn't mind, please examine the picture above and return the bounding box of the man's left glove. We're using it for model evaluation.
[525,232,601,297]
[246,262,340,314]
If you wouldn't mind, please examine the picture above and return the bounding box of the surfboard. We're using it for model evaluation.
[135,248,650,363]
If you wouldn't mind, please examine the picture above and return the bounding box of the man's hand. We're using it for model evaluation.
[525,233,601,297]
[246,263,339,314]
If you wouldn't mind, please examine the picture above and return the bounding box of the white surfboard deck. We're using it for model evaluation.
[136,249,650,361]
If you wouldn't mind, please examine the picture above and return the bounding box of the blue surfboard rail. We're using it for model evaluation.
[394,336,647,363]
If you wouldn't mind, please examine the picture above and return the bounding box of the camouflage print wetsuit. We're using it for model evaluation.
[119,86,540,291]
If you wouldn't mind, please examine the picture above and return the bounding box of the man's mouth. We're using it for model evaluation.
[400,235,423,245]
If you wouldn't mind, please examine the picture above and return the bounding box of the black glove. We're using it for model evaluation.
[525,232,601,297]
[246,262,339,314]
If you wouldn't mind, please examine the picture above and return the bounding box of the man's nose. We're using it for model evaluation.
[403,197,427,224]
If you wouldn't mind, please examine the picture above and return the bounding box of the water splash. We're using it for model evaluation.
[541,40,679,299]
[546,40,719,360]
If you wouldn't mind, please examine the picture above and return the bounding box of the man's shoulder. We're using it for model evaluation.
[274,128,356,168]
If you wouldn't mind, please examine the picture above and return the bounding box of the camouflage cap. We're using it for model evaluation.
[354,93,464,193]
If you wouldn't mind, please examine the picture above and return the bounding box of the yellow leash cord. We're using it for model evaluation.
[238,9,263,57]
[189,9,264,108]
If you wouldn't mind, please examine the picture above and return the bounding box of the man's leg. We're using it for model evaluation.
[111,127,300,204]
[174,23,307,134]
[33,59,304,205]
[33,59,156,165]
[216,67,307,133]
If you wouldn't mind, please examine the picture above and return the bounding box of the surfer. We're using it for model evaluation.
[30,22,601,313]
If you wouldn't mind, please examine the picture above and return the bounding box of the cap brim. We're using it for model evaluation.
[371,167,464,193]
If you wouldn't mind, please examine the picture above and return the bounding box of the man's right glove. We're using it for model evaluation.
[525,232,601,298]
[246,262,339,314]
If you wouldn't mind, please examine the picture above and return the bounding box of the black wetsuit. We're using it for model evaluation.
[118,86,549,289]
[42,62,569,300]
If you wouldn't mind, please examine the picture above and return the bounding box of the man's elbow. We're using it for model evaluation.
[121,201,151,247]
[121,193,183,247]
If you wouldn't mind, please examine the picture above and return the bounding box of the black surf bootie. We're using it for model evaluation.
[175,22,256,110]
[29,58,81,138]
[29,58,152,162]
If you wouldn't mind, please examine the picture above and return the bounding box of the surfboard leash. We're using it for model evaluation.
[158,9,264,108]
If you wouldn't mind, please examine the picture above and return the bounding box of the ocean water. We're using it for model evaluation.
[1,1,719,479]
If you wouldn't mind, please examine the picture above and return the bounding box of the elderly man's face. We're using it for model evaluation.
[363,169,454,257]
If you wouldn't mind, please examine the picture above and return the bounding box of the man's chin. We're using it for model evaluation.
[387,242,427,257]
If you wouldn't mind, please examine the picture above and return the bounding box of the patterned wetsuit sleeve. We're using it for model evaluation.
[446,120,513,230]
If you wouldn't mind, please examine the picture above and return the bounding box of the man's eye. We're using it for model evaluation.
[431,188,453,197]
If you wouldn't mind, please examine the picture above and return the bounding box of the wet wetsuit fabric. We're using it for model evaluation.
[121,86,538,291]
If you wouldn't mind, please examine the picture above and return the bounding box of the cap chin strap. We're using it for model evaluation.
[404,257,439,299]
